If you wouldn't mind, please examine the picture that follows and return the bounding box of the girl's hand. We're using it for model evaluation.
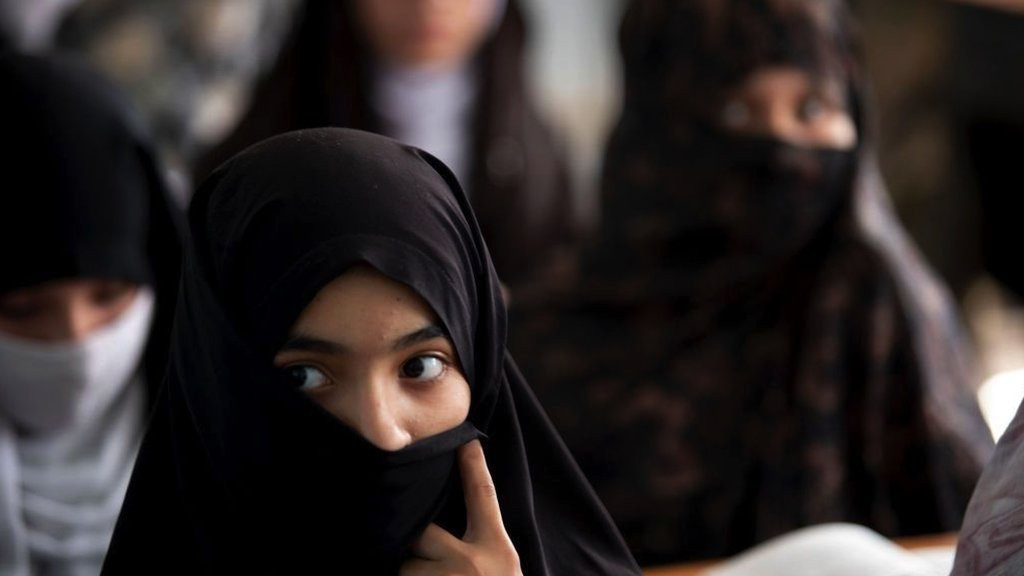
[400,440,523,576]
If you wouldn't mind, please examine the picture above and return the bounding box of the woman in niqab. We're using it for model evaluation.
[511,0,994,565]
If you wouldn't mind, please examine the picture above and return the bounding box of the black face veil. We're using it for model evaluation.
[102,128,640,575]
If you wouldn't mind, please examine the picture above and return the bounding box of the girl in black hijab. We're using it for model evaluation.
[102,128,641,575]
[195,0,575,293]
[511,0,993,565]
[0,52,182,575]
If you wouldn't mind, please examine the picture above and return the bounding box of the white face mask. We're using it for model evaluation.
[0,288,155,434]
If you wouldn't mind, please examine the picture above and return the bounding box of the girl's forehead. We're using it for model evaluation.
[298,268,435,325]
[728,66,847,94]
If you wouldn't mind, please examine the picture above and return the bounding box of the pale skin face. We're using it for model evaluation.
[0,279,139,342]
[352,0,496,69]
[274,266,521,574]
[718,66,858,150]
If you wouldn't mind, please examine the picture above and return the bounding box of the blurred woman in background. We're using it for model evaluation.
[0,52,182,575]
[197,0,576,293]
[512,0,993,565]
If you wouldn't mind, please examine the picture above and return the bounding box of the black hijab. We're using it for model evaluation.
[0,50,183,396]
[102,128,640,575]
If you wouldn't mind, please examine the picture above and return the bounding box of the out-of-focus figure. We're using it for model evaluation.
[512,0,993,565]
[196,0,577,292]
[54,0,298,196]
[0,52,183,575]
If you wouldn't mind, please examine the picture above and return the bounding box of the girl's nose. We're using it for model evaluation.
[349,378,412,451]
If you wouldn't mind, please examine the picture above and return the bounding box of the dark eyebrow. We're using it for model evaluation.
[277,335,346,355]
[392,324,448,351]
[277,325,448,356]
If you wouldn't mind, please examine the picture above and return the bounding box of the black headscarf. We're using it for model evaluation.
[0,50,183,396]
[194,0,576,290]
[511,0,993,565]
[102,128,640,575]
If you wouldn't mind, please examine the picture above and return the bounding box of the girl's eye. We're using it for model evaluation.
[798,96,826,122]
[285,365,330,391]
[400,356,445,381]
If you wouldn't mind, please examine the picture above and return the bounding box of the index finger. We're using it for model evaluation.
[459,439,504,541]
